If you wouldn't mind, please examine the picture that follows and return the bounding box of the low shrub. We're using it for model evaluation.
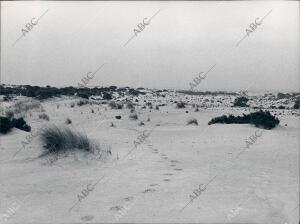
[176,101,185,108]
[77,100,88,106]
[208,110,279,129]
[129,113,138,120]
[39,113,50,121]
[126,102,134,110]
[109,101,123,109]
[65,118,72,124]
[187,118,198,125]
[115,115,121,120]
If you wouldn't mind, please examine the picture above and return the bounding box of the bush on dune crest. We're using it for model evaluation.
[208,110,280,129]
[0,116,31,134]
[40,125,102,154]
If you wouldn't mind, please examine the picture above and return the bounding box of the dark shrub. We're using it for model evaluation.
[129,113,138,120]
[5,110,14,119]
[126,102,134,110]
[12,118,31,132]
[77,92,90,99]
[0,116,31,134]
[208,110,279,129]
[233,96,249,107]
[65,118,72,124]
[115,115,121,120]
[102,92,112,100]
[278,105,285,109]
[293,98,300,109]
[176,101,185,108]
[39,113,50,121]
[187,118,198,125]
[0,117,13,133]
[77,100,88,106]
[109,101,123,109]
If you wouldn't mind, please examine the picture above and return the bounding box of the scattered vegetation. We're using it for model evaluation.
[208,110,280,129]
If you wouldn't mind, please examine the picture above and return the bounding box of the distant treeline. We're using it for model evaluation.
[0,85,146,100]
[177,90,238,96]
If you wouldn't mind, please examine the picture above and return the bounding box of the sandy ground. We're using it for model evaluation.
[0,95,299,224]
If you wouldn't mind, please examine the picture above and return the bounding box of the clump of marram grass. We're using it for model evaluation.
[39,113,50,121]
[187,118,198,125]
[40,125,101,154]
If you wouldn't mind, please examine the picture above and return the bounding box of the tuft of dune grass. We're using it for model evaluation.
[40,125,101,154]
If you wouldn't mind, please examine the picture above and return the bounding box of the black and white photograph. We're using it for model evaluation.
[0,1,299,223]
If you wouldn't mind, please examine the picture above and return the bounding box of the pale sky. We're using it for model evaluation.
[1,1,299,92]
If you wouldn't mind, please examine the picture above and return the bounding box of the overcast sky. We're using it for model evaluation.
[1,1,299,92]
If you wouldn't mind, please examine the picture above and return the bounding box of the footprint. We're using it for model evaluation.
[162,157,168,160]
[161,154,167,156]
[170,160,179,163]
[153,152,159,154]
[163,179,171,182]
[149,184,159,187]
[124,196,134,202]
[170,164,176,167]
[110,206,123,211]
[81,215,94,221]
[174,168,183,171]
[142,188,156,193]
